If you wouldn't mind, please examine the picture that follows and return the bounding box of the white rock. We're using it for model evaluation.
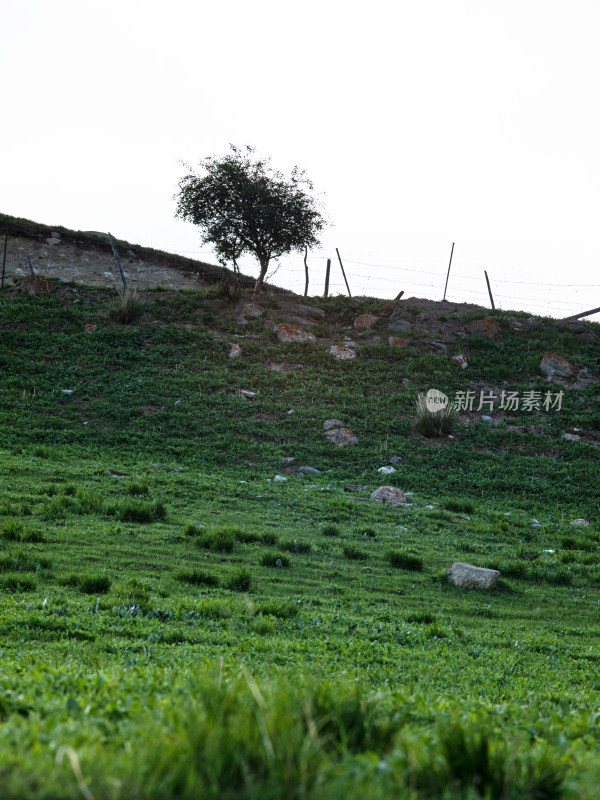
[273,475,287,482]
[369,486,407,504]
[570,519,590,527]
[61,389,74,395]
[378,466,396,474]
[447,562,500,589]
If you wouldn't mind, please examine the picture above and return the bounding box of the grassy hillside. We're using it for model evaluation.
[0,279,599,798]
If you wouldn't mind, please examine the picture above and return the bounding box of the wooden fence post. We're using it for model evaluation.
[484,270,495,310]
[442,242,454,301]
[26,254,35,275]
[324,258,331,297]
[303,246,309,297]
[1,235,7,289]
[108,232,127,290]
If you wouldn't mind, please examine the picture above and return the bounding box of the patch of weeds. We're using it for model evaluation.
[406,610,437,624]
[387,549,424,571]
[250,616,276,635]
[226,568,252,591]
[197,530,236,553]
[126,482,149,496]
[0,553,51,573]
[0,574,36,592]
[355,527,377,538]
[118,501,166,523]
[343,546,368,561]
[254,599,299,619]
[260,532,278,546]
[184,523,205,537]
[322,524,340,537]
[175,569,220,588]
[0,519,44,542]
[260,552,290,568]
[443,498,475,514]
[79,575,111,594]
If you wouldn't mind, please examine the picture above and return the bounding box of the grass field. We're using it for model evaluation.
[1,283,599,798]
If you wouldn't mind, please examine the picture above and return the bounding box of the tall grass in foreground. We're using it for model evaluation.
[43,676,566,800]
[414,393,458,437]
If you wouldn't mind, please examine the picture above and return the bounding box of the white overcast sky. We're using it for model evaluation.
[3,0,600,318]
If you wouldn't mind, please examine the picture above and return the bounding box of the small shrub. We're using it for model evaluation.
[260,552,290,568]
[79,575,111,594]
[260,532,278,546]
[343,546,368,561]
[322,525,340,537]
[415,393,458,438]
[0,520,25,541]
[175,569,220,588]
[198,530,235,553]
[119,501,166,523]
[32,446,51,459]
[127,482,149,496]
[387,549,424,571]
[406,610,436,624]
[108,288,145,324]
[60,574,81,588]
[226,568,252,592]
[184,523,205,537]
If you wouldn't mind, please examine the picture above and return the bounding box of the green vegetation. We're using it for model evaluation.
[0,283,599,797]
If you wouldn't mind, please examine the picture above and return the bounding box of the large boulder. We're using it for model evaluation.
[20,275,53,296]
[388,319,412,334]
[293,304,326,320]
[241,302,264,319]
[276,323,317,343]
[447,562,500,589]
[324,427,358,446]
[369,486,406,504]
[353,313,380,330]
[540,352,575,380]
[465,318,502,338]
[323,419,344,431]
[329,345,356,360]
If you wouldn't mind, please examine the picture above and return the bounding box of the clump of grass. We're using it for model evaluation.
[197,530,236,553]
[281,539,311,554]
[226,568,252,591]
[260,532,278,546]
[79,575,111,594]
[0,553,51,573]
[126,482,149,496]
[108,288,145,324]
[118,501,166,523]
[343,545,368,561]
[0,520,43,542]
[356,527,377,538]
[387,549,424,571]
[260,552,290,568]
[406,610,437,624]
[415,393,458,438]
[175,569,220,588]
[184,523,205,537]
[0,574,36,592]
[322,524,340,537]
[443,498,475,514]
[254,600,299,619]
[117,578,152,611]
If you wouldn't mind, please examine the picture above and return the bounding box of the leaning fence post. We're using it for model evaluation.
[303,246,309,297]
[484,270,495,310]
[442,242,454,301]
[324,258,331,298]
[107,232,127,290]
[26,254,35,275]
[336,248,352,297]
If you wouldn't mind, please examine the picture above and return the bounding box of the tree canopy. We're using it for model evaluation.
[174,145,325,299]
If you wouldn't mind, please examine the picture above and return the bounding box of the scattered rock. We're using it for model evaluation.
[297,466,321,476]
[329,345,356,360]
[505,316,540,332]
[323,419,344,431]
[562,432,581,442]
[276,558,283,568]
[238,389,256,400]
[273,475,287,482]
[293,304,326,320]
[447,562,500,589]
[554,319,586,334]
[369,486,406,504]
[481,415,493,423]
[61,389,74,395]
[241,302,264,319]
[570,519,590,526]
[84,324,97,333]
[378,466,396,474]
[465,317,502,338]
[324,427,358,446]
[380,301,396,316]
[451,354,468,369]
[388,337,408,347]
[276,323,316,343]
[344,484,359,492]
[229,344,242,359]
[431,341,447,352]
[20,275,53,295]
[388,319,412,334]
[540,352,575,380]
[264,320,277,331]
[46,237,61,246]
[388,455,402,464]
[353,313,380,330]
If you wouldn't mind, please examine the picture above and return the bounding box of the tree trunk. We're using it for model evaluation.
[252,258,269,301]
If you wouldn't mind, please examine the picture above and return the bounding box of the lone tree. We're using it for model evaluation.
[174,145,325,300]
